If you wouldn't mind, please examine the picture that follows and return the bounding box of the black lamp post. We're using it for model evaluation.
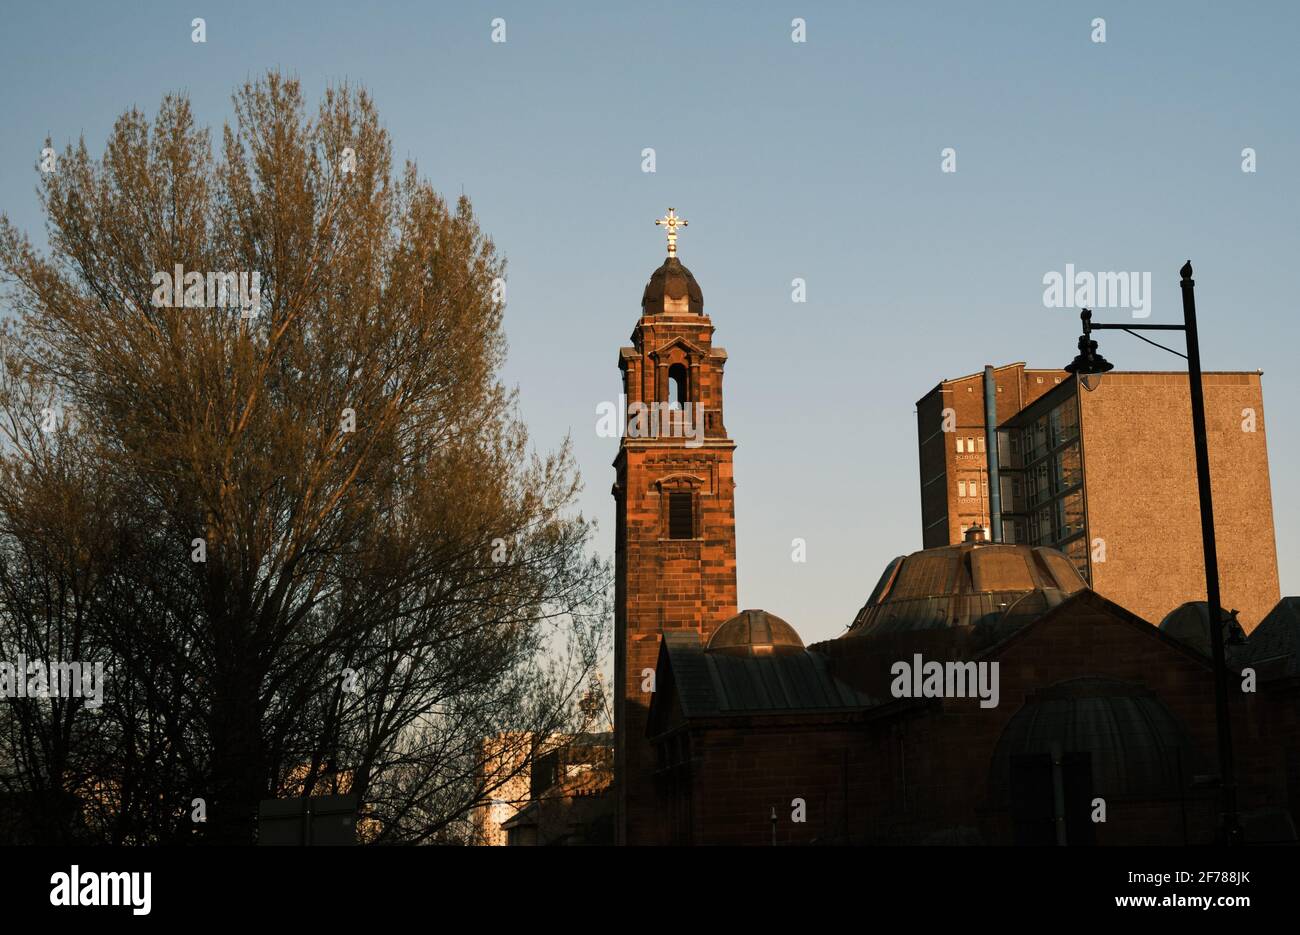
[1063,261,1242,846]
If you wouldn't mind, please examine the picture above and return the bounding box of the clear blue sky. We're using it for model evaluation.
[2,1,1296,643]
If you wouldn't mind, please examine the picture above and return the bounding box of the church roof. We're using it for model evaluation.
[815,584,1213,708]
[846,541,1086,640]
[655,629,876,722]
[706,609,805,657]
[652,587,1230,739]
[1158,601,1250,663]
[1240,597,1300,682]
[641,256,703,315]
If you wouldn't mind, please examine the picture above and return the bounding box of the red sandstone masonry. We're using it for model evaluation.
[614,270,738,846]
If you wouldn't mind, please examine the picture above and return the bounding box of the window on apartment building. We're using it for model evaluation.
[668,491,694,539]
[977,437,985,452]
[530,750,560,799]
[1066,537,1091,582]
[956,437,964,453]
[967,437,975,452]
[958,481,967,497]
[1063,489,1085,537]
[970,481,978,499]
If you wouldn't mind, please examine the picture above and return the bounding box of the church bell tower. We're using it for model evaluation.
[613,209,738,844]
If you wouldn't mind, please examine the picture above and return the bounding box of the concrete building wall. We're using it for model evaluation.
[1077,371,1281,630]
[471,732,533,846]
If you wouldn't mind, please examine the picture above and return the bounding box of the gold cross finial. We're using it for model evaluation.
[655,207,688,258]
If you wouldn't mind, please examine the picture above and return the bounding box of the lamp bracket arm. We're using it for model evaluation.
[1089,323,1187,332]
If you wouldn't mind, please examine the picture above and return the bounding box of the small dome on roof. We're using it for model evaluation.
[641,257,703,315]
[1160,602,1247,657]
[707,609,804,657]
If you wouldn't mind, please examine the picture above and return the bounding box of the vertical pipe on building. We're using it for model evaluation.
[983,365,1003,542]
[1050,742,1067,846]
[841,748,850,845]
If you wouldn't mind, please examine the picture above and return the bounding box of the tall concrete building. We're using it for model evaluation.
[916,365,1281,630]
[917,363,1067,548]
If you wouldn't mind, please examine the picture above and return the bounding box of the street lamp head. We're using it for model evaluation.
[1064,308,1114,377]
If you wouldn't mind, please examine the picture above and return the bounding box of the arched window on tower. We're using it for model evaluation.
[667,363,688,410]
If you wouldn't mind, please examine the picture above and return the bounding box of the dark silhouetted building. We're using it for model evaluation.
[616,244,1298,846]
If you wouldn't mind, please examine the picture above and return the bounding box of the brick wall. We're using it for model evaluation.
[663,595,1295,845]
[917,364,1065,548]
[615,286,738,845]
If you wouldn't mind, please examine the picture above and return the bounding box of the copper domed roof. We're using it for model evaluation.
[707,609,805,657]
[641,257,703,315]
[1159,602,1248,659]
[847,541,1087,639]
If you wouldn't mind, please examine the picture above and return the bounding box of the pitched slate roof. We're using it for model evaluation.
[1242,597,1300,681]
[659,630,877,718]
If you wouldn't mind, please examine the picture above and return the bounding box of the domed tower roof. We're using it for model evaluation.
[707,609,805,657]
[641,256,703,315]
[847,541,1087,640]
[1159,601,1248,659]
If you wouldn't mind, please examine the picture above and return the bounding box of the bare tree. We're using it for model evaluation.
[0,72,609,844]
